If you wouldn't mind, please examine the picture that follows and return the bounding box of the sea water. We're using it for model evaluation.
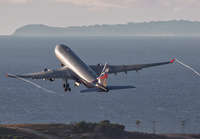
[0,36,200,134]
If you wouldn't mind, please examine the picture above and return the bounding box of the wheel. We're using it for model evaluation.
[68,87,71,92]
[63,83,66,88]
[64,87,67,92]
[66,83,69,88]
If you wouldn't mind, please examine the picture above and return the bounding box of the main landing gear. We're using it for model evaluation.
[63,79,71,92]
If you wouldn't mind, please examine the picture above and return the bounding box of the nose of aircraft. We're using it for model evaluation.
[55,44,64,57]
[55,44,65,50]
[55,44,68,54]
[55,44,70,51]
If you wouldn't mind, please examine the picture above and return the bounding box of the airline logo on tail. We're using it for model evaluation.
[98,63,109,88]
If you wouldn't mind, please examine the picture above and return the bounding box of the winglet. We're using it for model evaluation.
[170,58,175,63]
[6,73,8,77]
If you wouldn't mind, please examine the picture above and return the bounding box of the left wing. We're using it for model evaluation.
[90,58,175,76]
[6,67,73,80]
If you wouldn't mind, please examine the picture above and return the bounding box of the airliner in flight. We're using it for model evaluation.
[6,44,175,92]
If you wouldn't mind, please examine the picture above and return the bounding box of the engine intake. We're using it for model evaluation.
[48,78,54,81]
[97,63,103,66]
[42,68,51,72]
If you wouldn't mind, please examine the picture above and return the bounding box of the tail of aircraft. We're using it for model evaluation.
[81,62,135,93]
[98,62,109,88]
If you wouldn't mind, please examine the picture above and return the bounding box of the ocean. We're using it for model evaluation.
[0,36,200,134]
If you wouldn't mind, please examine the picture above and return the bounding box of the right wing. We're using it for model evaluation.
[6,67,73,80]
[90,59,175,76]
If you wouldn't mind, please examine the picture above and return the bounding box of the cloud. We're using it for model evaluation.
[164,0,200,13]
[173,6,183,13]
[54,0,200,11]
[89,6,106,12]
[0,0,32,3]
[54,0,155,8]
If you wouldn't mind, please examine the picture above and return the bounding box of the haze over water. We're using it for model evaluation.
[0,36,200,134]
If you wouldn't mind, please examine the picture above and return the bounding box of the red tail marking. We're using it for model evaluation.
[98,74,108,80]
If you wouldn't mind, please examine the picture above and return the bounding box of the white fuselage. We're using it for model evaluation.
[55,44,98,88]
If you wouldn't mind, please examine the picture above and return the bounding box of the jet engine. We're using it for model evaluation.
[48,78,54,81]
[74,82,80,87]
[42,68,51,72]
[97,63,103,66]
[42,68,54,81]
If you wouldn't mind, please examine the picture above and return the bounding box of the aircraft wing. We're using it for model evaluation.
[6,67,73,80]
[90,59,175,76]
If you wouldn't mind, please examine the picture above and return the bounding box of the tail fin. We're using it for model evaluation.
[98,63,109,87]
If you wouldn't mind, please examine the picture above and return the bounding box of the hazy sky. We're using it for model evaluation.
[1,0,200,35]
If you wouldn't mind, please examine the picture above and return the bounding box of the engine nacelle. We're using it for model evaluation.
[74,82,80,87]
[43,78,54,81]
[48,78,54,81]
[42,68,51,72]
[42,68,54,81]
[97,63,103,66]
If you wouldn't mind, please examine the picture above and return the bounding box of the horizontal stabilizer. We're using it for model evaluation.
[80,85,135,93]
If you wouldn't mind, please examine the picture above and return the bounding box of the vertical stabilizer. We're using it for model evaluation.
[98,63,109,87]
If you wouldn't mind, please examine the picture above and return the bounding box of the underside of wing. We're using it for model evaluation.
[90,59,175,75]
[6,67,73,80]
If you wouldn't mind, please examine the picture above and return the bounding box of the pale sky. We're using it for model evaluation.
[0,0,200,35]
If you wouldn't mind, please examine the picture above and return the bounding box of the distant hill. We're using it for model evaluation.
[13,20,200,36]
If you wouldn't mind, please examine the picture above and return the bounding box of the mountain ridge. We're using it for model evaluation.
[13,20,200,36]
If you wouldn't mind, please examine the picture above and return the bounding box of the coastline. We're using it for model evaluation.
[1,123,199,139]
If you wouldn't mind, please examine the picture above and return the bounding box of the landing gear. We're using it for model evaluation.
[63,83,69,88]
[64,87,71,92]
[63,79,71,92]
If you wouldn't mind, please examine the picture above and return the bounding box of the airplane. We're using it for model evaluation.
[6,44,175,92]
